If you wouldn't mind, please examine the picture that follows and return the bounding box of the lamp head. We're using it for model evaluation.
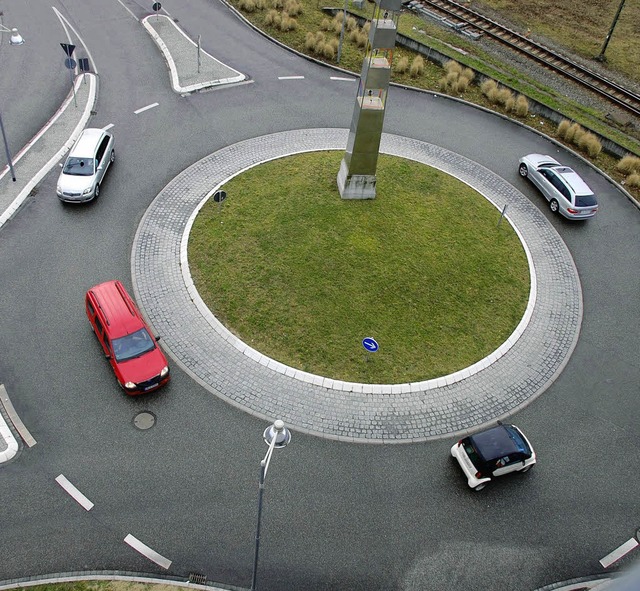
[263,420,291,449]
[10,28,24,45]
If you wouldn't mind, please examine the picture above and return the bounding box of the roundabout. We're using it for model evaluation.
[132,128,583,442]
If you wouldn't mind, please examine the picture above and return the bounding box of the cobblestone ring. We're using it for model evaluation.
[132,129,581,442]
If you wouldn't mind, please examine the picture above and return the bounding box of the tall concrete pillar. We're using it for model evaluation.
[337,0,402,199]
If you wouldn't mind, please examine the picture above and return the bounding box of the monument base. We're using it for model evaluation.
[337,159,377,200]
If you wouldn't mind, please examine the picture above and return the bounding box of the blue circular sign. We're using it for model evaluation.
[362,337,379,352]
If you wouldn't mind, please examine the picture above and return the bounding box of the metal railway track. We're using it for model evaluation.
[410,0,640,118]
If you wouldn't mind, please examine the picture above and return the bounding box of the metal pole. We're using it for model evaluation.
[251,431,279,591]
[336,0,349,64]
[197,35,201,73]
[596,0,626,62]
[0,111,17,182]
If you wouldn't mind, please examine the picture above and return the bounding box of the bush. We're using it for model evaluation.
[461,67,475,82]
[348,28,359,43]
[239,0,257,12]
[314,31,326,44]
[280,15,298,31]
[409,55,425,78]
[328,37,339,51]
[455,76,470,93]
[346,16,357,31]
[304,31,316,51]
[283,0,302,15]
[573,124,586,143]
[321,17,332,31]
[565,122,582,143]
[444,60,462,75]
[322,42,335,59]
[355,30,368,48]
[481,78,498,97]
[265,8,279,25]
[256,0,267,8]
[486,87,500,104]
[363,22,370,34]
[514,95,529,116]
[332,19,343,34]
[626,173,640,188]
[395,56,409,73]
[497,87,513,106]
[578,132,602,157]
[617,154,640,175]
[270,0,283,8]
[557,119,571,139]
[505,96,516,112]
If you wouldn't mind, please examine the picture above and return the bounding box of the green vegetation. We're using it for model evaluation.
[227,0,640,202]
[188,152,529,384]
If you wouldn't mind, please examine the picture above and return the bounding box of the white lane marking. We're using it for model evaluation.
[103,123,114,131]
[134,103,159,114]
[0,383,36,447]
[55,475,94,511]
[599,537,639,568]
[330,76,355,81]
[278,75,304,80]
[114,0,140,20]
[124,534,172,569]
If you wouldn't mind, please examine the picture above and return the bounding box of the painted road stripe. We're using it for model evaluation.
[278,75,304,80]
[124,534,172,569]
[330,76,355,81]
[55,475,94,511]
[599,537,639,568]
[0,384,36,447]
[134,102,159,114]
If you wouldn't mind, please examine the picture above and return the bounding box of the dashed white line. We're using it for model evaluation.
[134,102,159,114]
[55,474,94,511]
[599,537,639,568]
[330,76,355,81]
[124,534,172,569]
[278,75,304,80]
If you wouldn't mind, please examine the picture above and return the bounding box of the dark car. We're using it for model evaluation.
[451,422,536,491]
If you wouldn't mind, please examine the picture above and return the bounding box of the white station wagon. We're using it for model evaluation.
[57,128,115,203]
[518,153,598,220]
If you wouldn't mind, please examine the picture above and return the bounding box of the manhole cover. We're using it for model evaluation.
[133,411,156,430]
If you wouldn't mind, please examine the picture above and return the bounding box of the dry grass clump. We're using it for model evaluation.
[409,55,425,78]
[444,60,462,75]
[557,119,571,137]
[439,61,474,94]
[265,8,281,25]
[304,31,316,51]
[481,78,498,96]
[238,0,257,11]
[270,0,283,8]
[626,173,640,188]
[515,94,529,116]
[395,56,409,74]
[617,154,640,175]
[496,87,513,106]
[283,0,302,15]
[320,17,332,31]
[557,119,602,157]
[578,132,602,157]
[279,14,298,31]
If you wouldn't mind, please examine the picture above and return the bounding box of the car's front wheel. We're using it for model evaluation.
[110,149,115,164]
[94,183,100,199]
[473,483,487,491]
[518,163,528,177]
[521,464,533,473]
[549,199,559,213]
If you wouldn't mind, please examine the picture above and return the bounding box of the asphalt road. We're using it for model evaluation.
[0,0,638,589]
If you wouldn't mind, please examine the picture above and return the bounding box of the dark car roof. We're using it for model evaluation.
[469,424,531,463]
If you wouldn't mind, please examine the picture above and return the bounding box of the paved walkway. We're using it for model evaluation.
[132,128,582,442]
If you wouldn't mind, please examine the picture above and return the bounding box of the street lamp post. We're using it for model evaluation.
[0,24,24,182]
[251,419,292,591]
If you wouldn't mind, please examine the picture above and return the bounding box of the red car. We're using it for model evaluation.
[85,280,170,394]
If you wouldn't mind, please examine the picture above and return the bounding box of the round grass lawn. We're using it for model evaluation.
[188,151,530,384]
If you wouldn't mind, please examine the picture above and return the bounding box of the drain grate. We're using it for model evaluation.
[188,573,207,585]
[133,411,156,430]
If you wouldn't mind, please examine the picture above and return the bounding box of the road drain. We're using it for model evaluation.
[133,411,156,430]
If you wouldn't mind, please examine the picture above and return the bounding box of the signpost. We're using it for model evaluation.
[60,43,77,107]
[213,190,227,212]
[153,2,162,20]
[362,336,379,363]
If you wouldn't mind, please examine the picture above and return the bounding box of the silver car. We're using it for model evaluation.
[57,128,114,202]
[518,153,598,219]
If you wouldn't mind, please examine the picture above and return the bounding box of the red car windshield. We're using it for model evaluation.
[112,328,155,362]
